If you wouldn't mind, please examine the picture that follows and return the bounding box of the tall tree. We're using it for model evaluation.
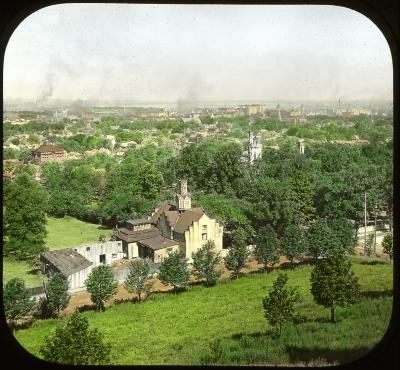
[306,218,340,261]
[39,312,111,365]
[124,258,151,302]
[254,225,280,271]
[330,218,356,254]
[262,273,302,336]
[3,174,48,260]
[310,255,360,323]
[158,251,189,292]
[281,224,307,266]
[85,265,118,311]
[289,170,316,223]
[4,278,36,330]
[192,240,222,286]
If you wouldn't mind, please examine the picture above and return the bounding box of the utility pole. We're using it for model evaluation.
[364,192,367,256]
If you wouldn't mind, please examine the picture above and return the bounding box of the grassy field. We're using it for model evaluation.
[2,259,46,288]
[3,216,111,287]
[13,258,393,365]
[45,216,111,250]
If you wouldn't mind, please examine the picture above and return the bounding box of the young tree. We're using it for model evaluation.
[85,265,118,311]
[365,234,375,257]
[310,255,360,323]
[4,278,36,330]
[44,273,70,317]
[192,240,222,286]
[39,312,111,365]
[381,233,393,263]
[224,244,249,279]
[254,225,280,271]
[262,273,302,337]
[281,224,306,266]
[158,251,189,292]
[124,258,151,302]
[3,174,48,260]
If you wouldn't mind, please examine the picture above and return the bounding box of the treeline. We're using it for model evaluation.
[3,129,392,262]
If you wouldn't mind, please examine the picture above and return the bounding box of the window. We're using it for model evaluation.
[202,225,207,232]
[99,254,106,264]
[202,233,207,241]
[112,253,117,258]
[86,246,90,251]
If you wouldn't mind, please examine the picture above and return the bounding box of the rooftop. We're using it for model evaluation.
[32,143,64,153]
[137,235,178,251]
[41,249,92,276]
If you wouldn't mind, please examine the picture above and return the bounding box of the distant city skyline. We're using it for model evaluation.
[4,4,393,103]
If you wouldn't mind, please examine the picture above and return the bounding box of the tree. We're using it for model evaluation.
[330,217,356,254]
[3,174,48,260]
[124,258,151,302]
[262,273,302,336]
[381,233,393,263]
[306,218,340,261]
[192,240,222,286]
[365,234,374,257]
[4,278,35,330]
[254,225,280,270]
[281,224,306,266]
[310,255,360,323]
[39,312,111,365]
[224,244,249,279]
[85,265,118,311]
[158,251,189,292]
[44,273,70,317]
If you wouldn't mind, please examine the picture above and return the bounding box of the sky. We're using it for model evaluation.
[3,4,393,103]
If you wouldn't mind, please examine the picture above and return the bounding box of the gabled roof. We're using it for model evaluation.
[41,249,92,276]
[174,208,205,234]
[150,201,175,222]
[32,144,64,153]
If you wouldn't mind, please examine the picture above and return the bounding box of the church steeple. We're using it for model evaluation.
[175,178,191,211]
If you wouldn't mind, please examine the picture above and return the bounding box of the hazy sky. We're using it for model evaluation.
[3,4,393,102]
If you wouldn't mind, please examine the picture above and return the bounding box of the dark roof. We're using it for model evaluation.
[115,227,161,243]
[150,201,176,222]
[32,144,64,153]
[126,218,155,226]
[41,249,92,276]
[137,235,178,251]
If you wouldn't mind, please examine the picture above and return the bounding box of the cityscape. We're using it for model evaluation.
[2,3,394,367]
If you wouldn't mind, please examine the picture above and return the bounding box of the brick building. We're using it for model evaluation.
[32,143,66,164]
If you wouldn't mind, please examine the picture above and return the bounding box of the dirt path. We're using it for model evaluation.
[61,251,389,317]
[61,257,289,316]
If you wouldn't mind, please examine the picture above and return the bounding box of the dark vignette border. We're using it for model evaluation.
[0,1,398,370]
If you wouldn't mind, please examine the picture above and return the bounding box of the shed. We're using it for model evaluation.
[40,249,93,292]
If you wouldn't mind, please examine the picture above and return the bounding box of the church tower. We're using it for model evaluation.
[298,139,305,155]
[247,131,262,165]
[176,178,192,212]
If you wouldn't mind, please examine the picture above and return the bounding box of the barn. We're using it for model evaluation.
[40,249,93,292]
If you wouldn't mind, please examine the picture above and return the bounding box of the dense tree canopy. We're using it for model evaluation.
[3,174,48,260]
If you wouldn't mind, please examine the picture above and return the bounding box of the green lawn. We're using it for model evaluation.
[13,259,393,365]
[3,216,111,287]
[2,258,46,288]
[45,216,111,250]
